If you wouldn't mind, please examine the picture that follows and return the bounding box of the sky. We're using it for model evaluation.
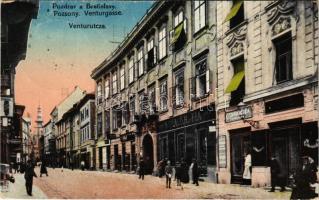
[15,0,154,131]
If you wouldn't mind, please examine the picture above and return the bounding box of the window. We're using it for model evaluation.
[105,110,110,135]
[128,58,134,84]
[97,83,102,104]
[174,10,184,28]
[225,57,245,106]
[136,48,144,77]
[139,92,148,114]
[148,85,156,114]
[104,78,110,99]
[117,108,122,128]
[191,59,210,99]
[194,0,206,33]
[274,33,292,83]
[122,102,129,125]
[171,10,187,51]
[120,66,125,90]
[224,0,244,29]
[112,71,118,95]
[147,39,157,70]
[159,79,168,111]
[159,26,167,60]
[129,96,135,123]
[112,108,118,130]
[174,69,184,107]
[97,113,102,137]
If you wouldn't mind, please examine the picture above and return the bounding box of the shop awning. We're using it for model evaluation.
[172,23,184,44]
[225,70,245,93]
[224,0,243,22]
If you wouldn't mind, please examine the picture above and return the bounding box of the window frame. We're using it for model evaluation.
[174,68,185,107]
[193,0,206,34]
[159,79,168,112]
[137,48,144,77]
[158,25,167,60]
[112,71,118,95]
[128,58,135,84]
[120,66,125,90]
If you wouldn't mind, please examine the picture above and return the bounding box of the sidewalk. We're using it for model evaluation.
[0,171,47,199]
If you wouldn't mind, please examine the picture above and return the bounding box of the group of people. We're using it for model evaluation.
[139,157,200,189]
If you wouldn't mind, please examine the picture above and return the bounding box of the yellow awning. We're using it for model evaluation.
[225,70,245,93]
[224,0,243,23]
[172,23,184,44]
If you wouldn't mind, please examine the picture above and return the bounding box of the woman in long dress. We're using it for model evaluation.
[243,149,252,185]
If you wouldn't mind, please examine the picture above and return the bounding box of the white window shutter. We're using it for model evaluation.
[206,69,210,94]
[154,46,157,64]
[183,18,187,34]
[169,29,174,45]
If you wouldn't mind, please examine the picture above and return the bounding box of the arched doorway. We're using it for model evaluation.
[142,134,154,174]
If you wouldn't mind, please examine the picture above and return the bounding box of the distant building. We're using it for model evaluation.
[22,117,32,162]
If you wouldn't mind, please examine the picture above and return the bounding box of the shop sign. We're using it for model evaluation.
[120,133,135,142]
[218,135,227,168]
[225,106,252,123]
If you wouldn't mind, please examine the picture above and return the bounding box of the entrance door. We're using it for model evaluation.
[99,147,103,169]
[114,145,119,170]
[106,146,111,169]
[231,133,251,183]
[142,134,154,174]
[271,127,300,185]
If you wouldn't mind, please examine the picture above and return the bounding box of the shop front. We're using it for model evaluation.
[120,132,136,172]
[157,106,216,182]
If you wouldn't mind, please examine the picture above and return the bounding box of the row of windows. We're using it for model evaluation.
[80,106,90,122]
[96,1,208,102]
[81,125,91,143]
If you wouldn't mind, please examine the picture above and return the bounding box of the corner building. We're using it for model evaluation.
[216,0,318,187]
[91,1,217,181]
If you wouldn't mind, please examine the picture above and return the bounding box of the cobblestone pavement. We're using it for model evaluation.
[30,167,292,199]
[0,171,47,199]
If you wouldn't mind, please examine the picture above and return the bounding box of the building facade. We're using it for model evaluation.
[216,0,318,187]
[1,0,38,164]
[91,1,217,181]
[22,117,32,162]
[43,120,55,165]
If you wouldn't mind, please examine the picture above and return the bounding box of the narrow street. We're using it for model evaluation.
[25,167,291,199]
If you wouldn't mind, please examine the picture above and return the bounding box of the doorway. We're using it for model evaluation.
[142,134,154,174]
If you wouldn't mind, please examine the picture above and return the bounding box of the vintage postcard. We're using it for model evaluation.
[1,0,318,199]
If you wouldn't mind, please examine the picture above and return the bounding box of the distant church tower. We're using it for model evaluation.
[35,105,43,136]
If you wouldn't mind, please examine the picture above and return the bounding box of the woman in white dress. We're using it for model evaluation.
[243,149,252,185]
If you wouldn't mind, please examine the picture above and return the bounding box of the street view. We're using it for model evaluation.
[1,0,319,199]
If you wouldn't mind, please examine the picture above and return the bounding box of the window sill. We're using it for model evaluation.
[193,25,208,38]
[159,109,169,114]
[158,55,168,64]
[192,93,209,102]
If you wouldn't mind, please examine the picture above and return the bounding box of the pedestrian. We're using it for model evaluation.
[269,155,285,192]
[165,160,173,188]
[192,158,199,186]
[24,160,37,196]
[40,160,48,177]
[12,162,17,174]
[181,158,189,183]
[175,161,183,190]
[157,159,164,178]
[139,158,145,180]
[70,158,74,171]
[242,149,252,185]
[81,160,85,171]
[291,156,318,199]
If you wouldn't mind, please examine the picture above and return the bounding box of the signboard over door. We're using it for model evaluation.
[218,135,227,168]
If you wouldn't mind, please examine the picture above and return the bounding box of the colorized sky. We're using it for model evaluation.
[15,0,154,131]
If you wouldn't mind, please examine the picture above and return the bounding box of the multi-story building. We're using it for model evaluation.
[43,120,54,165]
[55,86,86,167]
[1,0,38,164]
[78,93,95,170]
[91,1,217,181]
[216,0,318,187]
[22,117,32,162]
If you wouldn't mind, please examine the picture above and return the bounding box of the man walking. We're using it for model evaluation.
[192,158,199,186]
[24,160,37,196]
[165,160,173,188]
[139,158,145,180]
[40,160,48,177]
[269,155,285,192]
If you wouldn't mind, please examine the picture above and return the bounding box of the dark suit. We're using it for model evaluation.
[270,158,285,191]
[192,161,199,186]
[139,160,145,180]
[24,163,37,196]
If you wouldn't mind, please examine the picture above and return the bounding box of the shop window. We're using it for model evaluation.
[171,10,187,52]
[158,26,167,60]
[251,132,267,166]
[224,0,244,29]
[146,39,157,71]
[148,85,156,114]
[194,0,206,33]
[265,93,304,114]
[225,57,245,106]
[274,33,293,83]
[128,58,134,84]
[173,68,184,107]
[97,113,102,137]
[137,48,144,77]
[159,79,168,112]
